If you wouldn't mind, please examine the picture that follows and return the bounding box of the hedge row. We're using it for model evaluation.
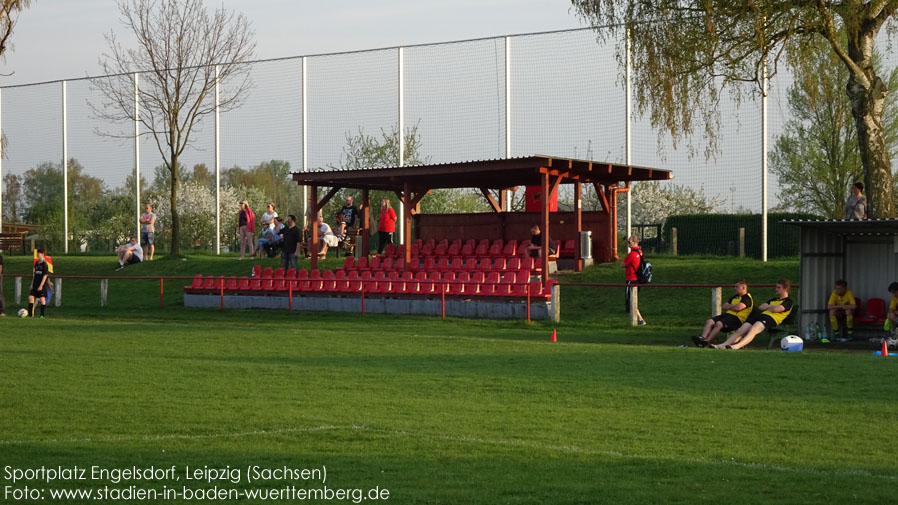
[661,213,822,259]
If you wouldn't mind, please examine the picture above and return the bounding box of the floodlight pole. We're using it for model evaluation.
[214,65,221,254]
[134,73,141,241]
[762,59,768,262]
[0,88,4,233]
[625,28,632,241]
[505,35,512,211]
[62,80,68,253]
[302,56,308,228]
[398,46,405,245]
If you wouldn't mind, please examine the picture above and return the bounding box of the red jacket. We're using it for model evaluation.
[379,207,397,233]
[623,247,641,282]
[240,207,256,232]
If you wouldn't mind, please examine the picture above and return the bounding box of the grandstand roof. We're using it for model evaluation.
[291,155,672,190]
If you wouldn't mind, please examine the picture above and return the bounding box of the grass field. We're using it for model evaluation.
[1,254,896,504]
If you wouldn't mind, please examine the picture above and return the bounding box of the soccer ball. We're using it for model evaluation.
[17,308,28,318]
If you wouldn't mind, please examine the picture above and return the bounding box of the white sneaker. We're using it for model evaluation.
[887,336,898,349]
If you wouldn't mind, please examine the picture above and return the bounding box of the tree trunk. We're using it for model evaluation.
[846,35,895,219]
[170,154,180,257]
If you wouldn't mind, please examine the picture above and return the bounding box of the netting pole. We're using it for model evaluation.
[505,36,512,211]
[301,56,308,228]
[159,278,164,307]
[625,28,632,240]
[62,80,69,253]
[134,74,141,241]
[761,59,769,262]
[398,46,405,245]
[214,65,221,255]
[0,87,3,233]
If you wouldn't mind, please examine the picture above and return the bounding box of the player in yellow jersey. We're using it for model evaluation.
[713,279,794,350]
[886,282,898,349]
[827,279,856,341]
[692,280,753,347]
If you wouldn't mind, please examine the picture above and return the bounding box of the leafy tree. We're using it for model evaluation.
[2,172,21,222]
[573,1,898,217]
[93,0,255,257]
[771,37,898,219]
[0,0,31,61]
[615,182,724,229]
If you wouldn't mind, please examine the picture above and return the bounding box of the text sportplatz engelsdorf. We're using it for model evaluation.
[3,465,391,502]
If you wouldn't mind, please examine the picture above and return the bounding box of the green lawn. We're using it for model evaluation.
[1,254,895,504]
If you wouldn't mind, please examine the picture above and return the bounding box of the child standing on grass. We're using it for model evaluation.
[621,235,645,326]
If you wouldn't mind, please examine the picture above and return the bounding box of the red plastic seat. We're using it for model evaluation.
[340,257,355,271]
[274,268,285,278]
[225,277,238,291]
[335,270,347,281]
[297,269,309,279]
[517,270,532,283]
[472,271,486,284]
[385,243,397,257]
[455,271,471,283]
[447,242,461,257]
[418,280,434,294]
[381,257,394,271]
[374,271,387,281]
[285,268,297,279]
[421,243,435,257]
[343,280,362,293]
[272,279,286,291]
[421,257,436,272]
[487,243,503,258]
[259,278,274,291]
[186,274,203,290]
[448,280,465,295]
[252,265,262,278]
[237,277,251,291]
[369,255,382,270]
[201,276,217,291]
[403,281,420,294]
[428,271,442,282]
[388,281,404,294]
[449,257,464,272]
[463,257,478,271]
[520,257,534,271]
[262,267,273,278]
[478,258,492,271]
[506,257,520,270]
[388,271,400,281]
[413,238,423,248]
[322,270,335,280]
[857,297,886,323]
[401,271,414,281]
[414,271,427,282]
[347,270,360,280]
[310,270,322,279]
[361,271,374,281]
[560,239,576,258]
[461,243,475,257]
[434,243,448,256]
[473,243,488,258]
[516,243,529,257]
[436,257,451,271]
[355,256,369,271]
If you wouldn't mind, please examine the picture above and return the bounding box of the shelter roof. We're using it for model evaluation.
[291,155,672,191]
[783,219,898,236]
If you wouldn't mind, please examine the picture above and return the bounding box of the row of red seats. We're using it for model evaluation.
[338,255,545,274]
[380,238,562,259]
[247,265,536,280]
[184,271,554,299]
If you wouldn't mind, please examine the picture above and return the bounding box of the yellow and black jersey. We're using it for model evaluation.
[762,297,793,325]
[725,293,754,323]
[827,289,855,307]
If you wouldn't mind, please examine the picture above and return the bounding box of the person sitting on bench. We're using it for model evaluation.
[713,279,793,349]
[827,279,856,341]
[692,280,753,347]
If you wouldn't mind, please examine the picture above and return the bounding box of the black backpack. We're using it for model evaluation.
[636,250,653,284]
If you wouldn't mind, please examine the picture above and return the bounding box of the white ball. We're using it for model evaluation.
[17,308,28,318]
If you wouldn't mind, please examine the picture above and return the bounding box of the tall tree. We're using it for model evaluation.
[2,172,21,222]
[771,37,898,219]
[93,0,255,256]
[0,0,31,62]
[572,1,898,218]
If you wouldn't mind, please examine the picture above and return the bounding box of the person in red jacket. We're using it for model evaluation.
[621,235,646,325]
[238,200,256,260]
[377,198,397,254]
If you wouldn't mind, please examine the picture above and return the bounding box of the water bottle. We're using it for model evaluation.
[814,323,823,341]
[804,326,813,342]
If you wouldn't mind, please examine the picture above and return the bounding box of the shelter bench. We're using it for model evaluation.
[0,232,26,254]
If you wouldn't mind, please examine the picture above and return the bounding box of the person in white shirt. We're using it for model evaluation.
[317,215,339,258]
[115,236,143,271]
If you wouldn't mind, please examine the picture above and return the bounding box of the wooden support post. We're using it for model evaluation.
[630,286,639,326]
[712,287,722,316]
[14,276,21,304]
[738,227,745,258]
[362,189,370,257]
[310,184,319,270]
[403,183,413,267]
[574,181,582,272]
[541,171,550,285]
[671,227,678,255]
[54,278,61,307]
[100,279,108,307]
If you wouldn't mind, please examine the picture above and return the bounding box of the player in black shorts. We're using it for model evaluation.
[713,279,794,349]
[28,248,50,318]
[692,280,753,347]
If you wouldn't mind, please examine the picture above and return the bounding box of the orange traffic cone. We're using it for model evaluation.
[551,328,557,342]
[882,339,889,356]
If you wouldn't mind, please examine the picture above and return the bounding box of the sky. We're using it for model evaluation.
[0,0,586,86]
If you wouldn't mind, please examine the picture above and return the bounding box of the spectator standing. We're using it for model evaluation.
[139,203,156,260]
[844,182,867,220]
[28,248,50,318]
[281,215,301,270]
[237,201,256,260]
[377,199,396,254]
[340,195,359,234]
[621,235,646,326]
[115,236,143,271]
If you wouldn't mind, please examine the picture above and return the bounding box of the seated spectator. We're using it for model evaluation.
[692,280,753,347]
[713,279,793,349]
[317,215,340,259]
[263,217,285,257]
[335,212,346,239]
[256,222,276,257]
[526,224,555,258]
[827,279,856,341]
[115,236,143,271]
